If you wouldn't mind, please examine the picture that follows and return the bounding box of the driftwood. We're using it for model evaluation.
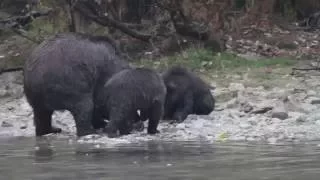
[0,67,23,75]
[291,66,320,76]
[292,67,320,71]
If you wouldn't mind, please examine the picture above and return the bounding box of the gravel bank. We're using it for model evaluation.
[1,70,320,145]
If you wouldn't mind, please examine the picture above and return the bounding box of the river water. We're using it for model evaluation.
[1,137,320,180]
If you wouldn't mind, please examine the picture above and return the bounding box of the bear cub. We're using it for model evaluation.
[162,66,215,123]
[95,67,167,137]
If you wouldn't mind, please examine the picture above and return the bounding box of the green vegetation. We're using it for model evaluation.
[135,48,297,73]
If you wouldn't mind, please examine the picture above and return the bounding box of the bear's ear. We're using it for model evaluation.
[167,81,177,89]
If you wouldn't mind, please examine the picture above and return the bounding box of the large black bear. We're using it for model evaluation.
[23,33,131,137]
[162,66,215,123]
[95,67,166,137]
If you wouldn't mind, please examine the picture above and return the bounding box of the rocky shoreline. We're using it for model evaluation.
[1,68,320,145]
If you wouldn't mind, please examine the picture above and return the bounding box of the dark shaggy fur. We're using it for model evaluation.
[162,66,215,123]
[95,67,166,137]
[23,32,131,137]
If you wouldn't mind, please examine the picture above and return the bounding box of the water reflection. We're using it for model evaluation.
[0,137,320,180]
[33,137,55,162]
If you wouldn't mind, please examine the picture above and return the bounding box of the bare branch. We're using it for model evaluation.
[155,0,209,40]
[0,9,52,30]
[74,3,152,42]
[11,28,41,44]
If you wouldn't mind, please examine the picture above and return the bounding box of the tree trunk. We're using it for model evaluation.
[241,0,276,27]
[248,0,276,18]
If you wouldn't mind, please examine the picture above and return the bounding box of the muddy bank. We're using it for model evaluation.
[1,68,320,145]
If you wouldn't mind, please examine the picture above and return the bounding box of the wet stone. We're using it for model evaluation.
[296,115,306,123]
[272,112,289,120]
[1,121,13,128]
[267,137,278,144]
[271,103,289,120]
[228,83,245,92]
[0,89,8,98]
[225,98,238,109]
[20,125,27,129]
[251,106,273,114]
[310,99,320,105]
[239,122,251,129]
[240,102,253,113]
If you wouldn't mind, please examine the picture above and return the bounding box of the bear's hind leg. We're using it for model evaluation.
[33,107,57,136]
[70,97,96,137]
[92,108,107,129]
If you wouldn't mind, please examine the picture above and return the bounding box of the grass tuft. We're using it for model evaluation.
[134,48,297,73]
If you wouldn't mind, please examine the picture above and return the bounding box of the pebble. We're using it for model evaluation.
[240,102,253,113]
[246,137,256,141]
[267,137,278,144]
[296,116,306,123]
[232,136,246,141]
[176,123,186,129]
[1,121,13,128]
[228,83,245,92]
[310,99,320,105]
[226,98,238,109]
[20,125,27,129]
[307,90,317,96]
[0,89,8,98]
[251,106,273,114]
[272,112,289,120]
[271,102,289,120]
[239,122,251,129]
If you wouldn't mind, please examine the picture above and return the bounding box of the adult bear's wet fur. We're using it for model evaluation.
[162,66,215,123]
[95,67,167,138]
[23,32,131,137]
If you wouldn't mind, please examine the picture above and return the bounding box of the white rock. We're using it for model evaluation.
[239,122,251,129]
[246,137,255,141]
[307,90,317,96]
[267,137,278,144]
[228,83,245,92]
